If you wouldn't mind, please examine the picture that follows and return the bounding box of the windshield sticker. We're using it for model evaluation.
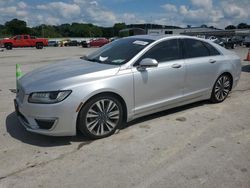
[99,56,108,62]
[133,40,149,46]
[112,59,125,64]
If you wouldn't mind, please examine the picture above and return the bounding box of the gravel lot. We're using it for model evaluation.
[0,46,250,188]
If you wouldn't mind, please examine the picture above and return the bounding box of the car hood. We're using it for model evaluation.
[19,58,120,93]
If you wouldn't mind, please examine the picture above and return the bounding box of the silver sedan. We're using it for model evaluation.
[15,35,241,139]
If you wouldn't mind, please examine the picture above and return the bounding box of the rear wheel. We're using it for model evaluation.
[36,43,43,49]
[210,74,232,103]
[78,95,123,139]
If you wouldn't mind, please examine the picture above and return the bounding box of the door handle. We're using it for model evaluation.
[209,59,216,64]
[171,64,182,68]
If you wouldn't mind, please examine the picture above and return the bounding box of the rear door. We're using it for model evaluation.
[182,38,222,97]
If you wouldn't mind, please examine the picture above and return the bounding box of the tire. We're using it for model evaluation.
[36,43,43,49]
[210,74,232,103]
[78,95,124,139]
[5,43,12,50]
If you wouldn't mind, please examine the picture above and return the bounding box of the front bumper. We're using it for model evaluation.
[14,92,78,136]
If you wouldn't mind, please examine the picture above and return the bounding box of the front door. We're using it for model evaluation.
[132,39,186,115]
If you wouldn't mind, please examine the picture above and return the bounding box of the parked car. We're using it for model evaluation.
[0,35,48,50]
[15,35,241,139]
[243,36,250,47]
[214,38,235,49]
[81,40,91,48]
[89,38,109,47]
[64,40,79,46]
[207,36,217,42]
[231,36,244,46]
[48,41,59,47]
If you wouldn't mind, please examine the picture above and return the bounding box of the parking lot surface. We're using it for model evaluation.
[0,46,250,188]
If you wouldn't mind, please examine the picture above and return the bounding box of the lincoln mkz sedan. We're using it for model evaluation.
[14,35,241,139]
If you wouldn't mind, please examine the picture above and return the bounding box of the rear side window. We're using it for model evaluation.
[24,36,28,39]
[202,42,220,56]
[139,39,181,63]
[183,39,210,58]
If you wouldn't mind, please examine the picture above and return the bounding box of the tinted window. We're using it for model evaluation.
[183,39,210,58]
[16,35,22,40]
[203,42,220,56]
[24,35,28,39]
[139,39,181,63]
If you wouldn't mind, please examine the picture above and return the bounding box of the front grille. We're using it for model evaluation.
[35,119,55,130]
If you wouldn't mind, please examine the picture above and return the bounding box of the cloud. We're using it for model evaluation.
[37,2,81,19]
[161,4,177,12]
[17,1,27,9]
[0,0,249,28]
[190,0,213,9]
[161,0,250,28]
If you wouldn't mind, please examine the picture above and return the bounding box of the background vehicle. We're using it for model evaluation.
[0,35,48,50]
[89,38,109,47]
[64,40,79,46]
[243,36,250,47]
[214,38,235,49]
[15,35,241,139]
[81,40,90,48]
[231,36,244,46]
[48,41,59,47]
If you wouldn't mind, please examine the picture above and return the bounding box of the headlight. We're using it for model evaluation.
[28,90,72,104]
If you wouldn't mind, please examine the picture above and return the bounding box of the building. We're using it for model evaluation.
[148,27,250,37]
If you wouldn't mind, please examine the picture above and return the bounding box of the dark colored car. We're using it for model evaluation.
[81,40,90,48]
[231,36,244,46]
[243,36,250,47]
[48,41,59,47]
[64,40,79,46]
[89,38,109,47]
[214,38,235,49]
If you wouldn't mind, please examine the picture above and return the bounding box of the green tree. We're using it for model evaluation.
[5,18,28,35]
[237,23,248,29]
[225,25,236,30]
[113,23,126,36]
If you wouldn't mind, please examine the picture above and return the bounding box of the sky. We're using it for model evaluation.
[0,0,249,28]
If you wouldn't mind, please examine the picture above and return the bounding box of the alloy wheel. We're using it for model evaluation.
[214,75,231,101]
[85,99,120,136]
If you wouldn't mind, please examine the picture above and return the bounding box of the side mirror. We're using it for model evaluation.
[137,58,158,71]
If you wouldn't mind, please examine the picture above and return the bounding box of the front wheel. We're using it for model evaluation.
[78,95,123,139]
[210,74,232,103]
[5,43,12,50]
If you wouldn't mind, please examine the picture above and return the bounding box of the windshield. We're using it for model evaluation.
[84,38,154,65]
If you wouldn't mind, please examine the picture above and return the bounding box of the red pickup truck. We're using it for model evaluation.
[0,35,48,50]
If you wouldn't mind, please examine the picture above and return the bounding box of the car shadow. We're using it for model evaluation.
[126,100,210,128]
[5,112,90,147]
[242,64,250,73]
[6,100,211,147]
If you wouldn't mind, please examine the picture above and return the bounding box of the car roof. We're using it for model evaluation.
[128,34,200,41]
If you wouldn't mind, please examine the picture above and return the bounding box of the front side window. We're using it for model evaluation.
[183,39,210,58]
[138,39,181,63]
